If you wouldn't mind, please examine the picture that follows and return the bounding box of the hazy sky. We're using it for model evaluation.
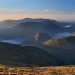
[0,0,75,21]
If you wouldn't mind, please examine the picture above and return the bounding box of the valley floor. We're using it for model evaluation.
[0,65,75,75]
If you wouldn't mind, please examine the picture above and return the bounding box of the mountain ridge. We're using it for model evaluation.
[0,42,65,66]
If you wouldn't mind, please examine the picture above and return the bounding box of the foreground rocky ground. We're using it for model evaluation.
[0,65,75,75]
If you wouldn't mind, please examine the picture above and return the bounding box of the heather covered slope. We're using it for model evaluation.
[42,36,75,49]
[0,65,75,75]
[72,32,75,36]
[0,42,64,66]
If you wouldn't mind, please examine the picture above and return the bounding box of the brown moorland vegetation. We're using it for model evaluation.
[0,65,75,75]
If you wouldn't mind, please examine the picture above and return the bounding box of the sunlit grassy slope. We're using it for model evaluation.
[0,64,75,75]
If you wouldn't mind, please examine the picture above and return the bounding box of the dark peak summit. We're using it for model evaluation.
[21,32,52,46]
[33,32,51,42]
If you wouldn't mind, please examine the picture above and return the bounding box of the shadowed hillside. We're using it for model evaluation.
[0,42,64,66]
[37,36,75,64]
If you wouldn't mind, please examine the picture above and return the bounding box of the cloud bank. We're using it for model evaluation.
[0,8,75,21]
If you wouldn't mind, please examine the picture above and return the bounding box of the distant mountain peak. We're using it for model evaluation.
[21,32,52,46]
[33,32,51,41]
